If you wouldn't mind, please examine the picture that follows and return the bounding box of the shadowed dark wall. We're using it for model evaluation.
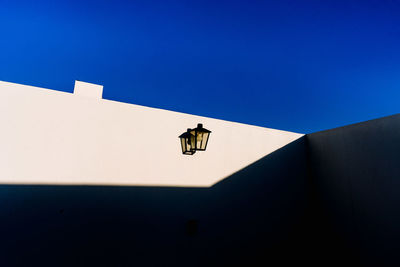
[0,137,309,267]
[3,114,400,267]
[307,114,400,267]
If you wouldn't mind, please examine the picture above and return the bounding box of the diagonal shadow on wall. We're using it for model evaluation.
[0,137,312,267]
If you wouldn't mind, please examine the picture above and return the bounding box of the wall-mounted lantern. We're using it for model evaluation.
[179,128,196,155]
[179,123,211,155]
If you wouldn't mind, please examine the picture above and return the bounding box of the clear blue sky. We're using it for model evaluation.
[1,0,399,133]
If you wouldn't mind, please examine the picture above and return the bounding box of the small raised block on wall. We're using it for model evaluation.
[73,80,103,99]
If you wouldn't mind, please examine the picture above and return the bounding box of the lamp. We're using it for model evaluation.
[179,123,211,155]
[179,128,196,155]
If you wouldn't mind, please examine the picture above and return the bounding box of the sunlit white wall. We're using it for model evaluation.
[0,80,303,187]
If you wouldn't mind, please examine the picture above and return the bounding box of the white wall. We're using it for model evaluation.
[0,80,303,187]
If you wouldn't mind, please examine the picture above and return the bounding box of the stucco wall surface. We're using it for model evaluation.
[307,113,400,266]
[0,137,310,267]
[0,80,303,187]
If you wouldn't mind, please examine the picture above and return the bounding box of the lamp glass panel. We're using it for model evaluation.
[188,138,192,152]
[195,131,202,149]
[184,138,195,155]
[180,138,187,153]
[189,131,196,150]
[200,132,209,150]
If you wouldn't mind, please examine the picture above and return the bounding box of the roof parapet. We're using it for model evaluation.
[73,80,103,99]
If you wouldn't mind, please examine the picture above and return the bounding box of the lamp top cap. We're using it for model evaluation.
[195,123,211,133]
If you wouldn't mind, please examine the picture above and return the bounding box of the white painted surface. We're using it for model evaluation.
[0,80,303,187]
[73,80,103,99]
